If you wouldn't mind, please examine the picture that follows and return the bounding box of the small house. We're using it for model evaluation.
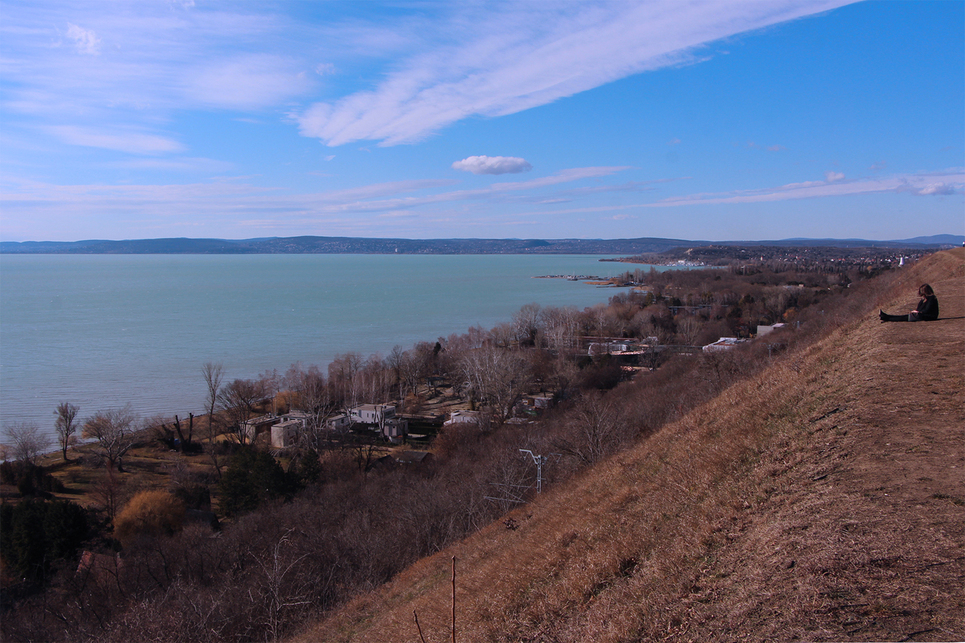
[281,410,311,428]
[271,420,301,449]
[327,414,352,432]
[349,404,396,425]
[242,415,279,443]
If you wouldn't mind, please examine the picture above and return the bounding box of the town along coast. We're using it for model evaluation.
[1,253,653,437]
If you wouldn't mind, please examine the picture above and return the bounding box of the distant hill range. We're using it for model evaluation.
[1,234,962,255]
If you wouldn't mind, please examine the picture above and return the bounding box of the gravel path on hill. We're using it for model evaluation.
[680,252,965,642]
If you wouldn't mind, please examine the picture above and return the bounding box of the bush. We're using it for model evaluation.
[1,461,65,497]
[171,482,211,511]
[218,447,297,517]
[0,498,91,583]
[114,490,186,548]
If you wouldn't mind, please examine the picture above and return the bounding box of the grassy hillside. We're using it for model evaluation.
[292,248,964,642]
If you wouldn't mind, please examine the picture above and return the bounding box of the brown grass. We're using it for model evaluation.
[290,249,965,643]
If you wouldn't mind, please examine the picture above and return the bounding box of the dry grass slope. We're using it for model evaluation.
[291,249,964,643]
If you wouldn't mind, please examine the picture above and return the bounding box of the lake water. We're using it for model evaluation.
[0,254,656,439]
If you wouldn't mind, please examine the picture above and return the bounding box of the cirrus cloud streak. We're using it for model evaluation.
[643,170,965,207]
[297,1,856,146]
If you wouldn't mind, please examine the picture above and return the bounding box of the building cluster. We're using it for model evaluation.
[241,403,410,449]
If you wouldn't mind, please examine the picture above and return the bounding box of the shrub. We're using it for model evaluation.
[218,447,296,517]
[1,461,65,497]
[113,490,186,548]
[0,498,91,583]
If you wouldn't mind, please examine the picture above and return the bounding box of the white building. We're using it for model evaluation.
[281,410,311,428]
[349,404,396,425]
[444,410,482,426]
[702,337,748,352]
[241,415,279,443]
[270,420,301,449]
[588,342,630,356]
[327,413,352,432]
[348,404,407,442]
[756,323,786,337]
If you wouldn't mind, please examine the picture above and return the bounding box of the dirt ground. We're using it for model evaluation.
[679,250,965,642]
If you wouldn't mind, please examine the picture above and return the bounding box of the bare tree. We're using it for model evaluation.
[253,529,311,643]
[3,422,52,466]
[676,314,702,347]
[286,363,334,451]
[328,352,363,411]
[54,402,80,461]
[202,362,226,440]
[82,405,139,471]
[542,306,579,353]
[555,393,629,467]
[259,368,282,414]
[512,302,543,347]
[217,378,266,445]
[459,345,529,423]
[90,467,128,521]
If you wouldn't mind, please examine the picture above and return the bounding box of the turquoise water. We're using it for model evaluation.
[1,254,649,438]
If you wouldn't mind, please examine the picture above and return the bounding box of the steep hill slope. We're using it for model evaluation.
[292,249,964,643]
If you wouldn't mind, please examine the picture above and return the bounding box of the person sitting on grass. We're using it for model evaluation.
[880,284,939,322]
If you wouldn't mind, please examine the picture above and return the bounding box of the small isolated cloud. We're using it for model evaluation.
[667,138,681,146]
[767,145,785,152]
[452,155,532,175]
[66,23,100,55]
[914,183,956,196]
[870,161,887,171]
[315,63,336,76]
[824,171,845,182]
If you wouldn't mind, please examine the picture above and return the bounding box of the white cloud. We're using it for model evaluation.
[185,55,313,109]
[45,125,184,154]
[824,171,845,182]
[667,138,681,146]
[913,183,956,196]
[4,5,313,129]
[66,23,100,55]
[0,165,631,237]
[643,170,965,207]
[452,155,532,175]
[315,63,336,76]
[297,1,857,146]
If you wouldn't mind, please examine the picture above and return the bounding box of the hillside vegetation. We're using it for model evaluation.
[293,249,964,642]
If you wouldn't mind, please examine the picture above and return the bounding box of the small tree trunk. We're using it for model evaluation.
[173,415,187,452]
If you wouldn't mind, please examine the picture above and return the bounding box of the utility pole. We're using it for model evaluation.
[519,449,547,494]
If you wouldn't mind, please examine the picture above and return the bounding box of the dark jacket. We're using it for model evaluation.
[916,295,939,321]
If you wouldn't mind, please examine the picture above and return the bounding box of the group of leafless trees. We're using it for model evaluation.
[1,260,899,642]
[2,402,141,480]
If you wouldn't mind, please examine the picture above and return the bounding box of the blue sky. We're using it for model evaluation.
[1,0,962,242]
